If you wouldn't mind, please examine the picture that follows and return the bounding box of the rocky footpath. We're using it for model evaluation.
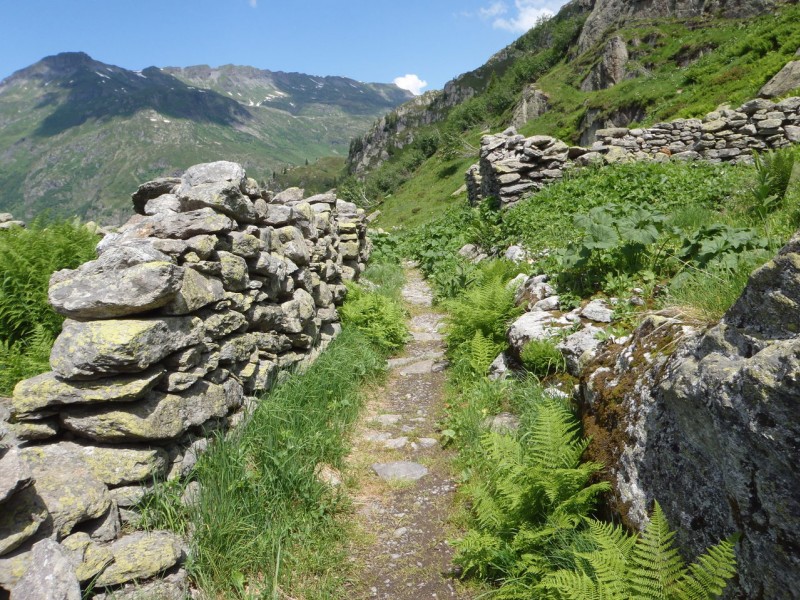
[495,234,800,597]
[0,161,370,598]
[468,95,800,208]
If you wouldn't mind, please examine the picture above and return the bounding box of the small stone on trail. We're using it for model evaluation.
[384,437,409,450]
[372,461,428,482]
[373,414,402,426]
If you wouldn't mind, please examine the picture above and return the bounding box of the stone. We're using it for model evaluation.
[82,500,120,542]
[163,268,225,315]
[533,295,560,311]
[218,251,249,292]
[11,539,80,600]
[785,125,800,143]
[557,324,604,376]
[6,420,59,441]
[19,444,110,538]
[179,181,258,223]
[61,532,114,582]
[94,531,184,587]
[488,352,510,381]
[50,316,203,380]
[143,193,183,216]
[504,245,527,263]
[61,380,242,442]
[49,245,183,319]
[277,289,315,334]
[119,208,234,240]
[12,369,165,417]
[507,311,563,352]
[581,299,614,322]
[93,568,188,600]
[371,461,428,482]
[759,60,800,98]
[0,486,48,556]
[273,187,304,204]
[482,412,520,434]
[228,232,263,258]
[510,84,550,129]
[203,311,248,340]
[273,226,310,265]
[181,161,245,189]
[107,485,149,508]
[62,442,168,486]
[0,448,33,504]
[131,178,180,215]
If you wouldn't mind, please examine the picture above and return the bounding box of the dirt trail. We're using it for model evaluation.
[344,266,473,599]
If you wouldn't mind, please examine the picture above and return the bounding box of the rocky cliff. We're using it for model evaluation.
[0,161,369,597]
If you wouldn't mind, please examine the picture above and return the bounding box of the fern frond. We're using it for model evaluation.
[469,329,503,375]
[629,502,686,599]
[672,534,738,600]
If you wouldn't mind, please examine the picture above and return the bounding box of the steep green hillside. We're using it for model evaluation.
[349,2,800,229]
[0,53,412,222]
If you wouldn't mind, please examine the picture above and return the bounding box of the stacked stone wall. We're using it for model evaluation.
[469,96,800,208]
[0,161,370,597]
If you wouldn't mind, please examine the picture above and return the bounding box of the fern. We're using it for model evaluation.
[453,398,608,588]
[541,502,738,600]
[469,330,504,375]
[339,282,408,353]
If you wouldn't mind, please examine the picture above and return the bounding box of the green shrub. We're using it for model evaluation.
[751,147,796,218]
[520,339,566,377]
[340,283,408,354]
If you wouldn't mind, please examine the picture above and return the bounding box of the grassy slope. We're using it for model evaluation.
[367,3,800,231]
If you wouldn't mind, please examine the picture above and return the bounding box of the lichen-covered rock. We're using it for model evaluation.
[12,369,165,417]
[19,444,111,538]
[272,226,310,265]
[131,178,180,215]
[181,161,245,189]
[760,60,800,98]
[49,245,183,319]
[0,448,33,505]
[94,531,183,587]
[61,442,168,486]
[50,317,203,379]
[61,532,113,582]
[0,486,48,556]
[120,208,234,240]
[61,380,243,442]
[557,324,604,376]
[163,268,225,315]
[11,539,80,600]
[179,181,259,223]
[218,251,249,291]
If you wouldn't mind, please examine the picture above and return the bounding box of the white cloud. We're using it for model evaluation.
[479,2,508,19]
[393,74,428,96]
[491,0,557,33]
[249,0,257,7]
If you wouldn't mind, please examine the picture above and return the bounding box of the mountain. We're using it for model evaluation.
[0,52,412,222]
[345,0,800,226]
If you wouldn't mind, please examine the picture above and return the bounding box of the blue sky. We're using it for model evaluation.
[0,0,569,93]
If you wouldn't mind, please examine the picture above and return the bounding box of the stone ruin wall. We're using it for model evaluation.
[468,96,800,208]
[0,161,370,598]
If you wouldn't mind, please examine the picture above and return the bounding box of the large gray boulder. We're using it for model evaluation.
[11,539,80,600]
[582,231,800,598]
[179,181,258,223]
[180,161,245,189]
[50,317,203,380]
[49,245,183,319]
[0,448,33,505]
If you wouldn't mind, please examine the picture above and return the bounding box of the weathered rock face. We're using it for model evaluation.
[580,35,629,91]
[510,84,550,129]
[760,57,800,98]
[0,161,370,596]
[577,0,777,52]
[580,232,800,598]
[468,96,800,207]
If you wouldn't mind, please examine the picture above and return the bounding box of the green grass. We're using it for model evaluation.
[0,218,99,395]
[139,268,408,599]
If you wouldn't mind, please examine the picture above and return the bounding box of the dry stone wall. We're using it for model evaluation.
[468,96,800,208]
[0,161,369,598]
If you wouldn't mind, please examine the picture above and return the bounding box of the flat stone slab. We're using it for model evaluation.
[386,352,442,369]
[372,414,402,427]
[371,461,428,482]
[383,437,408,450]
[362,431,392,443]
[417,438,438,449]
[399,359,436,376]
[411,331,443,342]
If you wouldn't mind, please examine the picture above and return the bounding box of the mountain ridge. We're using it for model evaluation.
[0,52,412,223]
